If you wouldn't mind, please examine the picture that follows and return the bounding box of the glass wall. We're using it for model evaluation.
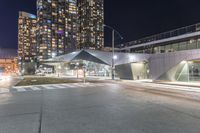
[188,61,200,81]
[59,60,112,78]
[132,37,200,54]
[163,60,200,82]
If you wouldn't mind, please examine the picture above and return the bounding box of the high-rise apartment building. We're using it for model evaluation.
[37,0,78,61]
[18,0,104,63]
[78,0,104,50]
[18,11,37,63]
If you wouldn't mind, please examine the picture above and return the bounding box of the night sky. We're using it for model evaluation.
[1,0,200,49]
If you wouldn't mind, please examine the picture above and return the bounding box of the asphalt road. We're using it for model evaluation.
[0,82,200,133]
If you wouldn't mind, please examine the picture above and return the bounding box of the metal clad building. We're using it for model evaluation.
[47,23,200,82]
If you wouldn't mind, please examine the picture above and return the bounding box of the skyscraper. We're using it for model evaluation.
[78,0,104,50]
[37,0,78,61]
[18,11,37,63]
[19,0,104,63]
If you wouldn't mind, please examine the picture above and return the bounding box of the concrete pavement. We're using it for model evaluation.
[0,82,200,133]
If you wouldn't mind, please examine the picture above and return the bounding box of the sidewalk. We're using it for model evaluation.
[121,79,200,88]
[120,79,200,93]
[156,81,200,88]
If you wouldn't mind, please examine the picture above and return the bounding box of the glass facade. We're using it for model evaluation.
[120,23,200,54]
[188,61,200,81]
[19,0,104,63]
[55,60,111,78]
[130,38,200,54]
[162,60,200,82]
[78,0,104,50]
[18,11,37,63]
[37,0,79,61]
[123,23,200,47]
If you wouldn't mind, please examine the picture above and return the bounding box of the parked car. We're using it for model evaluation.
[35,70,45,76]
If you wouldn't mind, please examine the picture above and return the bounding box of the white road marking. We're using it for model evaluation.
[16,88,26,92]
[84,83,95,87]
[45,86,56,90]
[14,86,25,89]
[0,88,9,93]
[94,84,105,87]
[53,85,66,89]
[3,83,111,94]
[31,86,41,91]
[62,84,76,88]
[72,83,87,87]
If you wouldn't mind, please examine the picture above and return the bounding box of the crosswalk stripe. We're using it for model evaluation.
[95,84,105,87]
[2,82,199,94]
[57,84,68,88]
[0,83,111,94]
[72,83,87,87]
[0,88,9,93]
[31,87,41,91]
[44,86,56,90]
[16,88,26,92]
[84,83,95,87]
[53,85,66,89]
[62,84,76,88]
[85,83,97,87]
[44,86,55,90]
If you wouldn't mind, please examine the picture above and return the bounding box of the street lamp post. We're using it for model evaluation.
[104,24,123,80]
[112,30,115,80]
[58,65,62,77]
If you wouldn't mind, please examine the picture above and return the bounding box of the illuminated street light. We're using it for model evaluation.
[57,65,62,77]
[71,52,77,55]
[113,55,118,60]
[104,24,123,80]
[52,53,57,58]
[181,60,187,64]
[130,55,135,60]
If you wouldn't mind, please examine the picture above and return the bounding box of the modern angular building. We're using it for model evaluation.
[46,23,200,83]
[78,0,104,50]
[117,23,200,82]
[18,11,37,63]
[37,0,79,61]
[119,23,200,54]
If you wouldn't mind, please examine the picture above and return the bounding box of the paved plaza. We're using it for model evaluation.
[0,82,200,133]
